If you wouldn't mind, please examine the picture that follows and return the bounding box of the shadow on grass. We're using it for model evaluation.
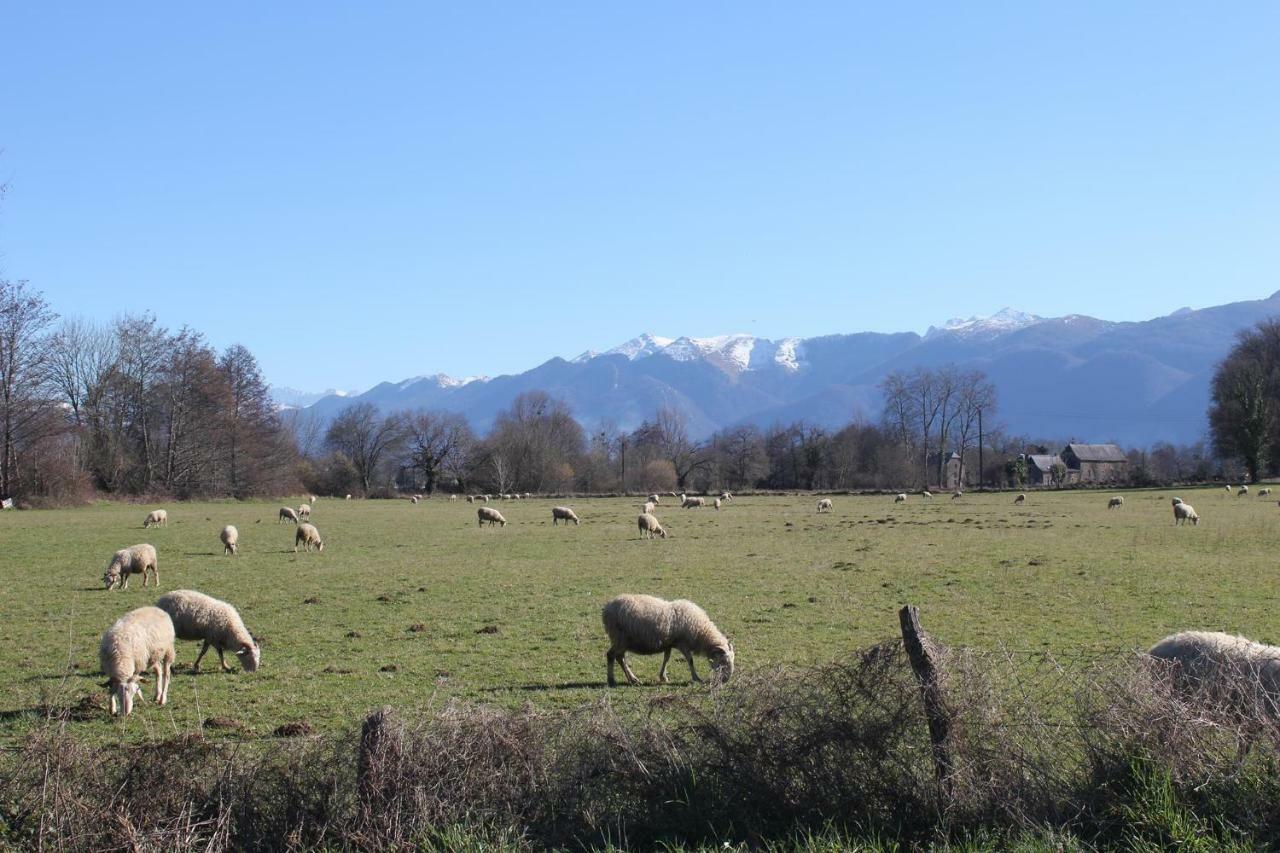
[482,680,688,692]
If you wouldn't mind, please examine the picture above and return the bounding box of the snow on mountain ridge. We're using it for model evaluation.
[925,307,1045,339]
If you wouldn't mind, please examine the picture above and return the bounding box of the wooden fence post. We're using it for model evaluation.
[899,604,953,795]
[357,705,401,817]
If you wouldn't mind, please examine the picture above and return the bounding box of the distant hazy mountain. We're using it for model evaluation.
[292,291,1280,445]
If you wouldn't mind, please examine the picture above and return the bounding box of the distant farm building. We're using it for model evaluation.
[1025,454,1063,486]
[1061,443,1129,484]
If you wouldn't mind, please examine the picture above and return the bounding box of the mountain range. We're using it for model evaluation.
[275,291,1280,446]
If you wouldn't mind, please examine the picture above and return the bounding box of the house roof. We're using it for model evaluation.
[1027,454,1061,471]
[1064,443,1128,463]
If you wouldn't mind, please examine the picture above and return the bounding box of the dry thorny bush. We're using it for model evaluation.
[5,640,1280,850]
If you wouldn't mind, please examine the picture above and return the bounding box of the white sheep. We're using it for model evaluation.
[1148,631,1280,727]
[467,495,475,503]
[450,494,459,501]
[278,506,299,524]
[99,605,174,716]
[816,498,833,513]
[142,509,168,528]
[681,496,706,509]
[951,490,963,500]
[156,589,261,673]
[410,495,419,504]
[551,506,580,526]
[1239,485,1250,497]
[294,522,324,552]
[310,495,318,504]
[1225,485,1233,495]
[720,491,733,501]
[714,498,722,510]
[345,494,352,500]
[637,513,667,539]
[648,494,660,505]
[103,544,159,590]
[1259,488,1272,498]
[297,503,312,520]
[602,594,734,686]
[1171,497,1183,505]
[643,500,656,515]
[1014,493,1026,505]
[921,490,933,499]
[220,525,239,555]
[478,506,506,527]
[1107,496,1124,510]
[1174,501,1200,526]
[894,493,907,503]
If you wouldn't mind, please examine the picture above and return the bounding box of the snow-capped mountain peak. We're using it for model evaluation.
[925,307,1045,339]
[397,373,486,390]
[574,332,805,374]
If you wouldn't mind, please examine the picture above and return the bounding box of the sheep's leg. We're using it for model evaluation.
[160,659,171,705]
[216,646,231,672]
[682,649,702,684]
[607,650,617,687]
[193,640,211,672]
[658,650,671,683]
[153,663,164,704]
[121,574,130,590]
[619,653,641,685]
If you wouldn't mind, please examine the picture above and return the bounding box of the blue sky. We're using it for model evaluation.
[2,4,1278,391]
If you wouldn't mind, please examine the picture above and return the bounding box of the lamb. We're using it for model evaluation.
[1107,496,1124,510]
[142,509,168,528]
[637,513,667,539]
[602,594,734,686]
[1259,488,1272,498]
[103,544,159,590]
[478,506,506,527]
[551,506,580,526]
[297,503,312,520]
[1014,493,1026,505]
[294,522,324,552]
[99,606,175,715]
[681,496,706,509]
[894,493,907,503]
[155,589,261,673]
[714,498,722,510]
[816,498,833,513]
[921,490,933,498]
[1239,485,1250,497]
[1173,501,1200,525]
[643,501,656,515]
[648,494,660,505]
[220,525,239,555]
[278,506,299,524]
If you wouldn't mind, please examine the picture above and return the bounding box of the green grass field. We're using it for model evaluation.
[2,487,1277,742]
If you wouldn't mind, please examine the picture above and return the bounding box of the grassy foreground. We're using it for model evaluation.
[1,486,1277,741]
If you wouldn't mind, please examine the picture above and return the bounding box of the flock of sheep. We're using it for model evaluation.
[90,485,1278,721]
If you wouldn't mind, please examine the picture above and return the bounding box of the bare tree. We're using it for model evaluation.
[633,406,708,490]
[0,280,59,498]
[325,403,406,494]
[404,410,473,495]
[1209,320,1280,483]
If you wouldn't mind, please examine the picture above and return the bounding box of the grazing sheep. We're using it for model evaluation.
[551,506,580,526]
[681,496,706,509]
[1174,501,1200,526]
[103,544,159,590]
[602,594,734,686]
[720,491,733,501]
[1259,488,1272,498]
[951,490,962,500]
[156,589,261,673]
[1239,485,1250,497]
[1226,485,1233,495]
[1171,497,1183,505]
[450,494,459,501]
[142,509,168,528]
[309,495,318,504]
[894,493,907,503]
[648,494,660,505]
[278,507,299,524]
[410,496,419,504]
[467,495,475,503]
[220,525,239,555]
[99,606,175,716]
[345,494,352,500]
[294,522,324,552]
[643,500,656,515]
[921,490,933,499]
[637,513,667,539]
[477,506,506,527]
[1014,493,1026,505]
[816,498,833,513]
[297,503,312,520]
[714,498,722,510]
[1148,632,1280,734]
[1107,497,1124,510]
